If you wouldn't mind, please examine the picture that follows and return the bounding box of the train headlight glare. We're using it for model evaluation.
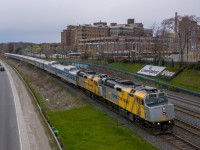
[162,107,166,113]
[157,123,160,125]
[169,121,171,123]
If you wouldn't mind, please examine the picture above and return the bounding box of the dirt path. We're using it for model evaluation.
[4,62,52,150]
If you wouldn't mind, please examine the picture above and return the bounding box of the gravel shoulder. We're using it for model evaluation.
[4,62,52,150]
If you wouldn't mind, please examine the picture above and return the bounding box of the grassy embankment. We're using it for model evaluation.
[108,62,200,93]
[47,106,156,150]
[170,69,200,92]
[6,59,157,150]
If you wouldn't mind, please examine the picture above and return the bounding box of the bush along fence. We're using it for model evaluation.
[61,61,200,97]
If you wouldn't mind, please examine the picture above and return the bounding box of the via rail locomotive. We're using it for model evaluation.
[5,53,175,134]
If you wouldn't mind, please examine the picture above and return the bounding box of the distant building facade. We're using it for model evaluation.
[61,19,152,51]
[61,22,109,50]
[110,19,152,37]
[176,13,200,62]
[77,36,166,61]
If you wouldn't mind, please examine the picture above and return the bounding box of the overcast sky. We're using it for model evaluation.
[0,0,199,43]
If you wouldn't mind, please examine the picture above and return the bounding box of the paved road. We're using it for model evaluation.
[4,59,52,150]
[0,70,21,150]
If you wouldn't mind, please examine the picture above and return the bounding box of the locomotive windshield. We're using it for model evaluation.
[98,80,102,86]
[145,95,168,107]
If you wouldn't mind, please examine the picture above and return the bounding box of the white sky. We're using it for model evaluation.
[0,0,199,43]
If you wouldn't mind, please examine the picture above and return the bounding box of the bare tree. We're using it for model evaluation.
[162,14,200,63]
[42,43,53,59]
[7,43,15,53]
[151,23,170,65]
[55,45,62,59]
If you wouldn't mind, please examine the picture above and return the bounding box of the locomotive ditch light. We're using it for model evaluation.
[162,107,166,113]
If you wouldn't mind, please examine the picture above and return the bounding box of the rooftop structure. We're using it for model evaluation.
[61,18,152,49]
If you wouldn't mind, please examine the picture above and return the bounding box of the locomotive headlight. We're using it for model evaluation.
[157,122,160,125]
[169,121,171,123]
[162,107,166,113]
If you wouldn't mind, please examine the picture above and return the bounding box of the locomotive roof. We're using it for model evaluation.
[103,77,139,87]
[134,90,147,99]
[103,77,160,94]
[135,85,159,93]
[115,79,135,85]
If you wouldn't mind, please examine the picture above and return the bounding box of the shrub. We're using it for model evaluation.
[106,58,114,63]
[194,63,200,70]
[171,59,174,68]
[121,59,130,63]
[186,64,195,70]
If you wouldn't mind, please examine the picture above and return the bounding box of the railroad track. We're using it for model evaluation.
[160,133,200,150]
[175,119,200,137]
[175,105,200,119]
[168,94,200,108]
[172,119,200,150]
[167,94,200,149]
[168,94,200,118]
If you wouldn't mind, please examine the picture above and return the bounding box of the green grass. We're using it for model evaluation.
[108,62,145,73]
[47,105,157,150]
[170,69,200,92]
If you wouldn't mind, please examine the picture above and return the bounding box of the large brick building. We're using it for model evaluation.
[61,15,200,62]
[61,22,109,50]
[175,14,200,62]
[110,19,152,37]
[61,19,152,50]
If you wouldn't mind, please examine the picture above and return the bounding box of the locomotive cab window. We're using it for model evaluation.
[140,99,144,106]
[145,95,168,107]
[98,80,102,86]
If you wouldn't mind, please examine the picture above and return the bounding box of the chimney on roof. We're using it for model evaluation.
[127,19,135,25]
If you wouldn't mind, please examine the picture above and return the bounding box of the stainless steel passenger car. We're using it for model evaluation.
[55,65,79,85]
